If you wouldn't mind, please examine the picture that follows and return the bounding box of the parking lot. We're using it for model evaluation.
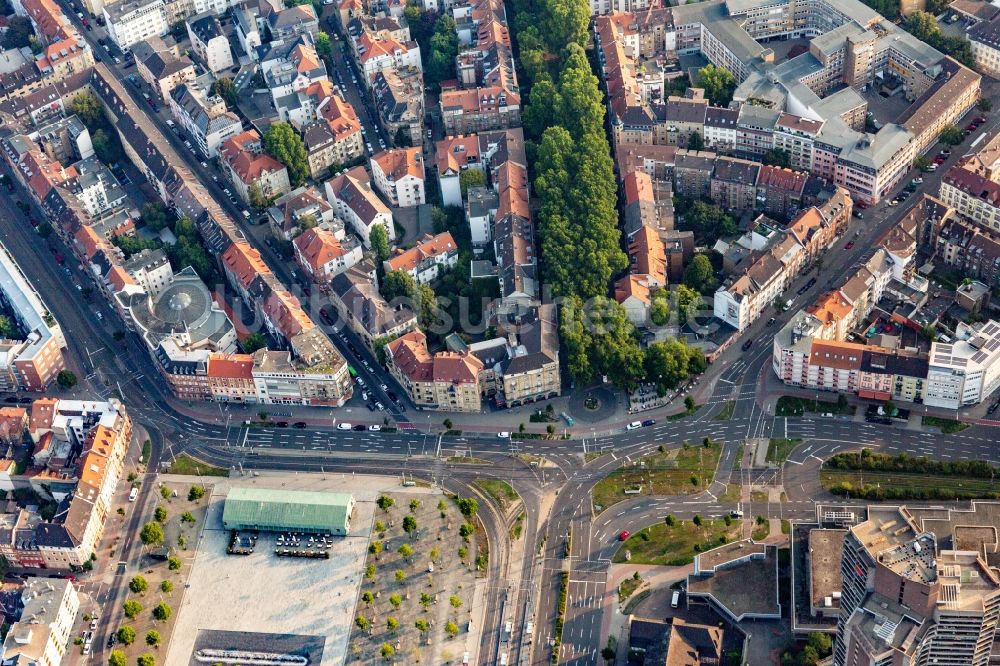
[164,473,392,666]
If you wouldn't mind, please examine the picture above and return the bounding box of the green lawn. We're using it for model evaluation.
[592,442,722,513]
[165,454,228,477]
[474,479,520,509]
[619,576,643,601]
[921,416,969,433]
[613,519,742,566]
[752,521,770,541]
[713,401,735,421]
[765,438,802,463]
[775,396,855,417]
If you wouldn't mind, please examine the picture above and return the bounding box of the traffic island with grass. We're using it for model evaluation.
[592,441,722,513]
[766,438,803,464]
[921,416,969,433]
[612,516,743,566]
[775,396,855,417]
[472,479,520,511]
[165,454,228,477]
[822,449,1000,500]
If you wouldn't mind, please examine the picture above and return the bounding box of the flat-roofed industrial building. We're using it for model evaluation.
[221,487,356,535]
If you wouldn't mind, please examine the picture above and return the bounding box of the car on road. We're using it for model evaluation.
[767,317,777,326]
[626,421,642,431]
[641,419,656,427]
[806,278,816,288]
[845,241,855,249]
[337,422,352,430]
[352,424,366,431]
[3,397,17,403]
[912,177,923,184]
[275,421,288,427]
[293,422,306,428]
[366,403,375,411]
[618,531,630,541]
[368,425,381,431]
[375,402,385,411]
[497,431,510,438]
[741,338,754,351]
[887,199,898,206]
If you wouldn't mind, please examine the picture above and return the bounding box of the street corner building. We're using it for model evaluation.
[221,487,356,536]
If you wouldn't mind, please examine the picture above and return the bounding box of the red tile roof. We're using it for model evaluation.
[385,232,456,273]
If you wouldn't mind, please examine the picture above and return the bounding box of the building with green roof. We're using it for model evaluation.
[221,487,356,535]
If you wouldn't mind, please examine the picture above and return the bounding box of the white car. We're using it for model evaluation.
[337,423,352,431]
[626,421,642,431]
[368,425,381,431]
[497,431,510,438]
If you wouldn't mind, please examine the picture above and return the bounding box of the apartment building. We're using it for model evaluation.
[385,330,484,412]
[267,186,334,240]
[303,93,363,179]
[293,226,362,282]
[370,147,425,207]
[1,578,79,666]
[104,0,168,50]
[187,12,233,73]
[436,134,483,207]
[714,232,804,331]
[383,232,458,284]
[122,248,173,296]
[0,242,67,392]
[325,165,396,246]
[135,43,196,101]
[933,215,1000,289]
[328,264,418,350]
[710,156,760,213]
[219,129,291,205]
[940,164,1000,233]
[372,68,424,146]
[970,14,1000,78]
[440,86,521,135]
[169,83,242,158]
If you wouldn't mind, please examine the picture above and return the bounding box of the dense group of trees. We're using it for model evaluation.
[530,47,626,300]
[382,270,440,329]
[826,448,997,478]
[263,122,310,187]
[69,92,124,165]
[2,16,37,51]
[902,12,974,67]
[210,77,238,106]
[676,198,737,245]
[427,15,459,84]
[697,64,735,107]
[114,214,217,283]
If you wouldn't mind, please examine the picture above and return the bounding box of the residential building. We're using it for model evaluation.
[756,165,809,218]
[924,320,1000,409]
[0,577,79,666]
[103,0,168,50]
[383,232,458,283]
[714,231,804,331]
[325,166,395,246]
[263,3,318,41]
[0,242,67,392]
[710,156,761,213]
[293,226,362,282]
[122,248,173,296]
[352,31,421,85]
[260,36,329,119]
[169,82,242,158]
[971,14,1000,78]
[267,186,334,240]
[436,134,483,207]
[440,85,521,136]
[370,147,425,207]
[328,264,418,349]
[372,68,424,146]
[187,12,234,74]
[384,330,484,412]
[303,94,363,179]
[219,129,291,205]
[135,43,196,101]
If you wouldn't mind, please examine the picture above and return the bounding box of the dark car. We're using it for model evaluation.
[641,419,656,427]
[275,421,289,427]
[352,424,366,431]
[17,397,31,404]
[741,338,754,351]
[293,422,307,428]
[767,317,777,326]
[4,397,18,403]
[386,390,399,402]
[806,277,817,288]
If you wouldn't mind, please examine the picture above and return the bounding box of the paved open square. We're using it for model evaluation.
[163,473,420,666]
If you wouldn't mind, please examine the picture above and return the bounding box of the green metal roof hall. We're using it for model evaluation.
[222,487,356,535]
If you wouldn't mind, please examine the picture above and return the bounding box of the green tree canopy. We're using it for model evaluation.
[427,15,458,84]
[109,650,128,666]
[242,333,268,354]
[152,602,172,621]
[263,122,309,186]
[683,255,717,294]
[139,521,164,545]
[698,64,735,106]
[117,626,137,645]
[369,224,390,263]
[210,77,238,106]
[459,168,486,197]
[57,370,77,389]
[687,132,705,150]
